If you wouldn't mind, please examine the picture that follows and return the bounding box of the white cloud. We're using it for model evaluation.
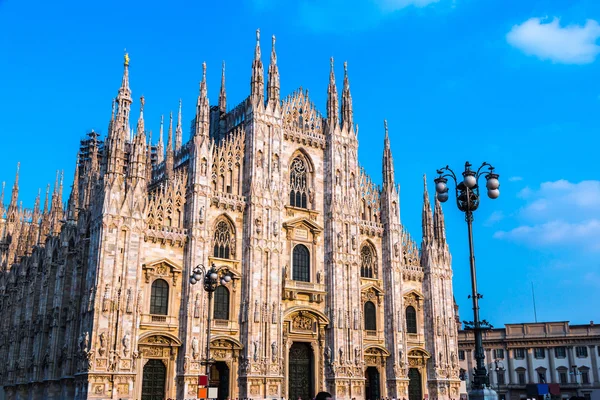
[484,210,504,227]
[495,180,600,252]
[508,176,523,182]
[506,17,600,64]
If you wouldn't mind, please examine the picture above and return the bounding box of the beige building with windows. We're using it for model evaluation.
[0,31,462,400]
[458,322,600,400]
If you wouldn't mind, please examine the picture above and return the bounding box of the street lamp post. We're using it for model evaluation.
[434,161,500,398]
[189,263,233,383]
[494,359,505,391]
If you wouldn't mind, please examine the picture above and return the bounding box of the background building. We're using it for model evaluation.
[458,322,600,400]
[0,31,461,400]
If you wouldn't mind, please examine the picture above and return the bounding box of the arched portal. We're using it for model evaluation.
[288,342,313,400]
[365,366,381,400]
[141,359,166,400]
[408,368,423,400]
[210,361,230,400]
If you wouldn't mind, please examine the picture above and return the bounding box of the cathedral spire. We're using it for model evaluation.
[382,120,395,189]
[175,99,182,151]
[68,156,80,221]
[42,183,50,215]
[327,57,339,129]
[8,162,20,211]
[251,29,264,104]
[136,96,145,134]
[115,52,132,131]
[267,35,280,106]
[195,62,210,137]
[341,61,353,133]
[422,174,434,243]
[157,115,165,164]
[165,112,174,178]
[434,196,447,245]
[219,61,227,113]
[0,181,5,217]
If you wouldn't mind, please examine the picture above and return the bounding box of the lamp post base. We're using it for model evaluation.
[468,387,498,400]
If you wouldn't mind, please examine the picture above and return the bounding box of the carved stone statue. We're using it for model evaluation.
[394,242,399,258]
[199,206,204,223]
[316,271,322,284]
[192,337,199,359]
[122,334,130,357]
[353,309,359,330]
[354,346,361,365]
[125,287,133,313]
[194,293,201,318]
[271,302,277,324]
[324,346,332,364]
[308,188,315,206]
[271,341,277,362]
[254,300,260,323]
[98,332,107,356]
[337,232,343,248]
[339,347,344,364]
[102,285,110,312]
[253,340,259,362]
[351,235,357,250]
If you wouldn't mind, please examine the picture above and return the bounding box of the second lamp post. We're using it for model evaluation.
[434,161,500,392]
[189,263,233,383]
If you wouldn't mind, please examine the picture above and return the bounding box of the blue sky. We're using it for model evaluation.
[1,0,599,326]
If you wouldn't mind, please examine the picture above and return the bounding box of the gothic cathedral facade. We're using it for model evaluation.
[0,31,461,400]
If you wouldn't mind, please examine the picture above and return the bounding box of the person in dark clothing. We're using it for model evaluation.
[315,392,333,400]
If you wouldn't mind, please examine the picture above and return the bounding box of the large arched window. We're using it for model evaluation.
[292,244,310,282]
[213,286,230,320]
[289,156,308,208]
[213,220,233,259]
[360,244,377,278]
[406,306,417,333]
[150,279,169,315]
[364,301,376,331]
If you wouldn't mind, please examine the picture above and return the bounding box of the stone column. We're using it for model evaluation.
[526,348,534,384]
[467,350,473,383]
[486,349,495,387]
[548,347,556,383]
[567,346,576,383]
[506,349,514,385]
[589,345,599,384]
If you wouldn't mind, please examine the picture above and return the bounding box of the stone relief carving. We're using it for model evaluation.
[102,284,110,312]
[192,337,199,360]
[292,313,313,331]
[122,334,130,357]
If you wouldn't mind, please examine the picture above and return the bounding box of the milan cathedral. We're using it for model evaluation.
[0,30,462,400]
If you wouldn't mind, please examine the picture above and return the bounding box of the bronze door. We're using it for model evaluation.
[141,359,167,400]
[408,368,423,400]
[289,342,313,400]
[366,366,381,400]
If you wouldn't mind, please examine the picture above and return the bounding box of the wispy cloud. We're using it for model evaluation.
[251,0,449,33]
[495,180,600,252]
[506,17,600,64]
[484,210,504,227]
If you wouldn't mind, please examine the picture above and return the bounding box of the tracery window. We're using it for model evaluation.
[213,286,230,320]
[406,305,417,334]
[213,220,233,259]
[150,279,169,315]
[292,244,310,282]
[360,245,376,278]
[364,301,376,331]
[289,156,308,208]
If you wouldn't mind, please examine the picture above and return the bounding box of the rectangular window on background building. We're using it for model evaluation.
[555,347,566,358]
[459,350,465,361]
[534,348,545,359]
[494,349,505,359]
[518,372,526,385]
[576,346,588,358]
[515,349,525,359]
[559,371,568,384]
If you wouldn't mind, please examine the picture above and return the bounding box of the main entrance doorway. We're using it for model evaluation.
[210,361,230,400]
[365,366,381,400]
[288,342,313,400]
[408,368,423,400]
[141,359,166,400]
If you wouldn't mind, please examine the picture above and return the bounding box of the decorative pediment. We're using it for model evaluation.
[361,285,384,305]
[364,345,391,357]
[282,217,323,243]
[404,290,424,310]
[142,258,182,286]
[408,348,431,367]
[138,333,182,347]
[210,336,243,350]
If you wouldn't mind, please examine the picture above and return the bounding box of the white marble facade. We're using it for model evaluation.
[0,31,461,400]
